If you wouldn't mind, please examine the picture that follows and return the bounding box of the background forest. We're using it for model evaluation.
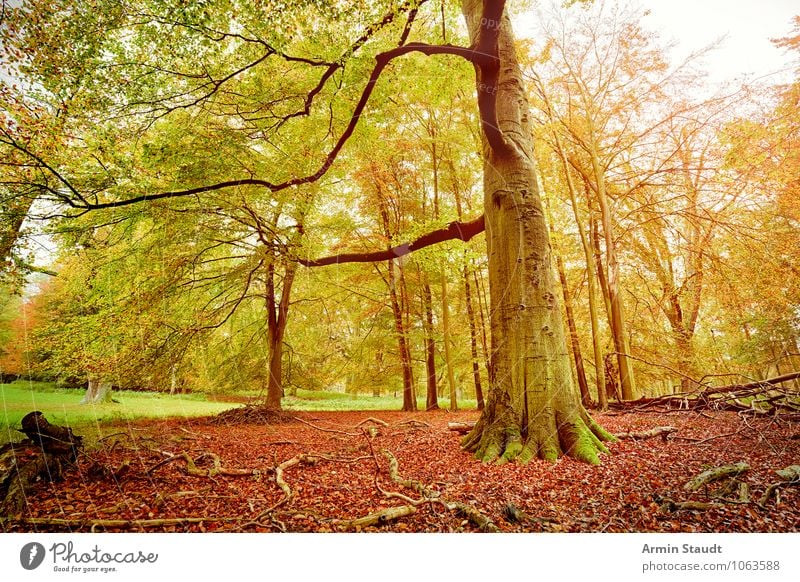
[1,0,799,411]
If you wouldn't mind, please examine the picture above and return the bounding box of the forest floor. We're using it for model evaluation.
[2,409,798,533]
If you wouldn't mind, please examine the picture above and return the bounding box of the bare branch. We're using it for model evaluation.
[299,214,485,267]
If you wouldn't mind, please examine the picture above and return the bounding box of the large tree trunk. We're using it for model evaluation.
[460,0,613,464]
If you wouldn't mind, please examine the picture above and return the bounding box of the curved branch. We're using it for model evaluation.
[299,215,484,267]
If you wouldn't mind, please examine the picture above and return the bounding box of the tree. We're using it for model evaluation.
[0,0,613,462]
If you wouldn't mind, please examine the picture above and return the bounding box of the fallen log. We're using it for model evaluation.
[1,412,83,517]
[20,411,82,457]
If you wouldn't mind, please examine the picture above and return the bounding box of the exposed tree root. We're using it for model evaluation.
[333,505,417,530]
[758,465,800,508]
[381,450,500,532]
[658,498,717,512]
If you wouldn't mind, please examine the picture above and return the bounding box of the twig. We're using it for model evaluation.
[292,417,359,436]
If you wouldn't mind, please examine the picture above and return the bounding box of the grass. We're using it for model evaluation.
[0,381,241,445]
[283,388,477,411]
[0,382,478,444]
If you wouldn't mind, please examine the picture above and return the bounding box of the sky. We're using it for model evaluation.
[642,0,799,84]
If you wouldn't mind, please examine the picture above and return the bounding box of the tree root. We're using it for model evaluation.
[461,408,615,465]
[758,465,800,508]
[381,450,500,532]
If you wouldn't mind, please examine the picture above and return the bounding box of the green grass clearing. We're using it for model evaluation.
[1,382,477,444]
[0,381,241,444]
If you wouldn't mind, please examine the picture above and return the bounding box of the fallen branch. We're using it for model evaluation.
[147,452,262,477]
[659,498,717,512]
[334,505,417,530]
[610,371,800,416]
[448,421,476,434]
[684,462,750,492]
[615,426,677,440]
[758,465,800,508]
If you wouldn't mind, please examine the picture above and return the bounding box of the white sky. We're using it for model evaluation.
[642,0,799,83]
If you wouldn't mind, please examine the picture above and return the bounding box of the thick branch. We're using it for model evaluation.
[471,0,507,154]
[299,215,485,267]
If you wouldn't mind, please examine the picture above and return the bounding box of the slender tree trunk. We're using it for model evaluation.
[463,267,485,409]
[473,268,491,380]
[592,153,636,401]
[387,258,416,411]
[591,217,620,401]
[555,255,591,407]
[265,263,296,409]
[422,281,439,410]
[460,0,613,464]
[546,114,607,409]
[440,272,458,411]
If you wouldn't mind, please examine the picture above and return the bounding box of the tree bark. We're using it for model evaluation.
[422,281,439,410]
[81,378,113,404]
[459,0,613,464]
[440,272,458,411]
[556,254,591,408]
[264,262,296,410]
[463,266,485,410]
[386,257,416,411]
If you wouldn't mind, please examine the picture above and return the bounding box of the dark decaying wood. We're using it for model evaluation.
[1,412,82,517]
